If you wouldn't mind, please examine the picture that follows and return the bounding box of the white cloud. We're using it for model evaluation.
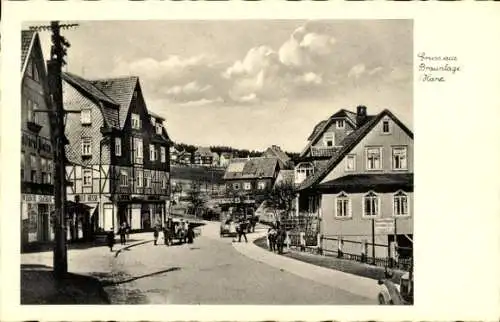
[178,97,224,107]
[348,64,366,79]
[294,72,323,86]
[110,23,407,107]
[300,33,336,56]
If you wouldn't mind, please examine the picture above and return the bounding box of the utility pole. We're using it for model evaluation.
[30,21,78,278]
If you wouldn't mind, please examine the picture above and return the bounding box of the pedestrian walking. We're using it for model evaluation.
[268,227,277,251]
[119,222,127,245]
[107,228,115,252]
[153,228,159,245]
[126,223,131,241]
[238,220,248,243]
[187,223,194,244]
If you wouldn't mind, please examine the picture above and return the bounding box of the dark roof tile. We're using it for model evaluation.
[90,76,139,129]
[298,110,413,191]
[224,157,279,180]
[21,30,35,71]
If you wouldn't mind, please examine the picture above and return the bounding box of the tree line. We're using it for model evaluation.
[172,142,299,161]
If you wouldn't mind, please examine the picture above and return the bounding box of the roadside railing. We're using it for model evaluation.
[285,232,413,272]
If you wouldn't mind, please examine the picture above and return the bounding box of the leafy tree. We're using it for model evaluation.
[266,181,296,222]
[187,180,207,217]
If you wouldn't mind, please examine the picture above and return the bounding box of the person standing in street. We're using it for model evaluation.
[107,228,115,252]
[238,219,248,243]
[119,222,127,245]
[153,228,159,246]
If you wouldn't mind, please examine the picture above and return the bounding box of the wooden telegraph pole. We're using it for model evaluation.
[30,21,78,278]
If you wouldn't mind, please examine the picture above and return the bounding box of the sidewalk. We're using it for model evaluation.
[254,237,407,283]
[231,229,380,300]
[21,233,153,304]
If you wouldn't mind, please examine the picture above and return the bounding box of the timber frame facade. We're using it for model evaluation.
[62,73,171,233]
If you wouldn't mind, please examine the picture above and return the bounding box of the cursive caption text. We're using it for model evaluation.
[417,52,462,82]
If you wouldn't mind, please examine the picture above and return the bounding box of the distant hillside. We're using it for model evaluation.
[170,165,225,183]
[172,141,299,162]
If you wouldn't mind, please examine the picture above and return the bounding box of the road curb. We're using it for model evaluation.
[231,231,378,301]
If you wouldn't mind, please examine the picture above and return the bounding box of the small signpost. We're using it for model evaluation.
[375,218,395,234]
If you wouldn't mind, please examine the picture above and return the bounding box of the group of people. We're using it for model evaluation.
[154,218,195,246]
[106,222,130,252]
[267,222,287,254]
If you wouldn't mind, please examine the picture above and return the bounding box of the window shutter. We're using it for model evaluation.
[348,198,352,217]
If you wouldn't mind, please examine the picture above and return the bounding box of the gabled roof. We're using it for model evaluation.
[63,73,117,106]
[297,109,413,191]
[224,157,279,180]
[264,145,291,164]
[21,30,36,72]
[275,169,295,186]
[301,109,361,158]
[62,73,120,129]
[195,147,213,156]
[149,111,165,121]
[90,76,139,129]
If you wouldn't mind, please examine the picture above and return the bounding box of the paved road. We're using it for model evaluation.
[22,222,374,305]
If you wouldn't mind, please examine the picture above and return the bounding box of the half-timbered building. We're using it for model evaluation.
[62,73,171,233]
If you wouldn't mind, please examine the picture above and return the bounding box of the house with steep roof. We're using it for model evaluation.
[194,147,213,166]
[263,145,293,169]
[295,105,413,259]
[20,30,56,249]
[221,157,282,217]
[62,72,171,233]
[170,146,182,164]
[178,150,192,165]
[218,152,232,167]
[224,157,281,200]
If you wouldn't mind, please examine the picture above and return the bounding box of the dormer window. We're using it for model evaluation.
[324,132,335,147]
[156,123,162,135]
[337,120,345,129]
[131,113,141,130]
[150,116,156,126]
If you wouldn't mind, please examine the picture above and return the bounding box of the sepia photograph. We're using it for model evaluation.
[19,19,414,306]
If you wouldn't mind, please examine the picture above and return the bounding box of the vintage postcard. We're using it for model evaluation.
[1,1,499,322]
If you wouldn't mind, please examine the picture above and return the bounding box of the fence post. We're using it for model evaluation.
[337,237,343,258]
[371,218,376,265]
[317,233,323,255]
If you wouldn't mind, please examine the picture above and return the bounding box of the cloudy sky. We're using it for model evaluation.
[34,20,413,152]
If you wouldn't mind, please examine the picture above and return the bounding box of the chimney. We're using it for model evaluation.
[356,105,367,126]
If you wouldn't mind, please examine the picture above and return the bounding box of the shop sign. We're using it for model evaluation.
[116,194,130,201]
[80,194,99,202]
[375,218,395,234]
[22,194,54,204]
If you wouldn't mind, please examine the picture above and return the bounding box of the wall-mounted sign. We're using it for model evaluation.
[375,218,395,235]
[116,194,130,201]
[22,194,54,204]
